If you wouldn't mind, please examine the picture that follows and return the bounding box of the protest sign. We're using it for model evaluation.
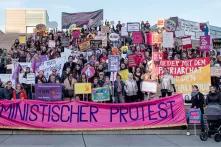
[110,72,117,82]
[181,36,192,49]
[0,94,186,131]
[26,73,35,85]
[127,22,140,32]
[141,81,157,93]
[82,66,95,78]
[212,38,221,49]
[121,27,128,37]
[79,40,91,51]
[175,30,185,38]
[189,109,201,124]
[157,19,165,28]
[119,69,129,81]
[74,83,92,94]
[164,19,177,32]
[61,48,73,61]
[0,74,11,84]
[94,35,107,47]
[38,57,66,80]
[92,86,110,102]
[109,33,120,42]
[32,55,48,73]
[35,83,62,101]
[128,53,145,67]
[61,38,70,47]
[200,35,211,50]
[132,32,143,44]
[19,35,26,44]
[152,32,163,44]
[163,32,174,48]
[48,40,56,48]
[108,55,120,72]
[179,19,201,39]
[72,30,81,39]
[90,40,102,48]
[101,26,110,34]
[211,67,221,77]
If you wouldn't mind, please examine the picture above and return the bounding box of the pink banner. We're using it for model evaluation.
[132,32,143,44]
[0,94,186,131]
[200,35,210,50]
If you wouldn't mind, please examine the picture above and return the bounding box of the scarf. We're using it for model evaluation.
[191,91,199,97]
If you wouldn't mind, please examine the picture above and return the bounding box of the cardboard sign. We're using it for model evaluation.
[163,32,174,48]
[92,86,110,102]
[127,22,140,32]
[108,55,120,72]
[189,109,201,124]
[19,35,26,44]
[200,35,210,50]
[132,32,143,44]
[48,40,56,48]
[128,53,145,67]
[90,40,102,48]
[35,84,62,101]
[101,26,110,34]
[74,83,92,94]
[79,41,91,51]
[141,81,157,93]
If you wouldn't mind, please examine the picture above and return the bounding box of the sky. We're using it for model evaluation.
[0,0,221,32]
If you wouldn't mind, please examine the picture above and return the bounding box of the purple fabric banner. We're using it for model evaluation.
[62,9,103,29]
[35,83,62,101]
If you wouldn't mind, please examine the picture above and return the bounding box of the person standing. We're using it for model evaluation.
[64,74,77,99]
[114,75,125,103]
[160,68,176,97]
[190,85,205,132]
[124,73,138,103]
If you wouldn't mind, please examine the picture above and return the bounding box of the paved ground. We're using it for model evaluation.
[0,134,220,147]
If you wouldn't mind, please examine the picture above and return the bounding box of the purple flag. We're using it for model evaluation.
[62,9,103,29]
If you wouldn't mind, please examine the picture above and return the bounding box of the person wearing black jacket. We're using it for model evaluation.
[206,86,221,105]
[191,85,205,132]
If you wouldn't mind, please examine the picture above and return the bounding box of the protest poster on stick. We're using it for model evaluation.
[189,109,201,124]
[132,32,143,44]
[163,32,174,48]
[35,83,62,101]
[200,35,210,51]
[108,55,120,72]
[92,86,110,102]
[181,36,192,49]
[26,73,35,85]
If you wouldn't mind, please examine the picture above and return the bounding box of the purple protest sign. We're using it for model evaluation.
[200,35,211,50]
[32,55,48,72]
[35,83,62,101]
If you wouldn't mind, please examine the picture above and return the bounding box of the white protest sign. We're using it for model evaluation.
[19,62,32,72]
[95,35,107,47]
[109,33,120,42]
[141,81,157,93]
[19,73,26,84]
[0,74,12,84]
[48,40,56,48]
[26,73,36,84]
[175,30,185,38]
[38,57,66,79]
[182,37,192,45]
[121,27,128,37]
[163,32,174,48]
[61,48,73,61]
[127,22,140,32]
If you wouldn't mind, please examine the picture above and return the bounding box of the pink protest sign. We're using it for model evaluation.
[132,32,143,44]
[200,35,210,50]
[72,30,81,39]
[0,94,186,131]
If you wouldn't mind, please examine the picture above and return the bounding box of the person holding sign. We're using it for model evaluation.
[114,75,125,103]
[190,85,205,132]
[124,73,138,103]
[160,68,176,97]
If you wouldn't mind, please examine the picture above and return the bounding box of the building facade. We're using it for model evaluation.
[5,9,49,33]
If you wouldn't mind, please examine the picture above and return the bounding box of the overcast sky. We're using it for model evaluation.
[0,0,221,31]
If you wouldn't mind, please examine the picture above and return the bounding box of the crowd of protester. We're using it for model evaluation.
[0,20,221,103]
